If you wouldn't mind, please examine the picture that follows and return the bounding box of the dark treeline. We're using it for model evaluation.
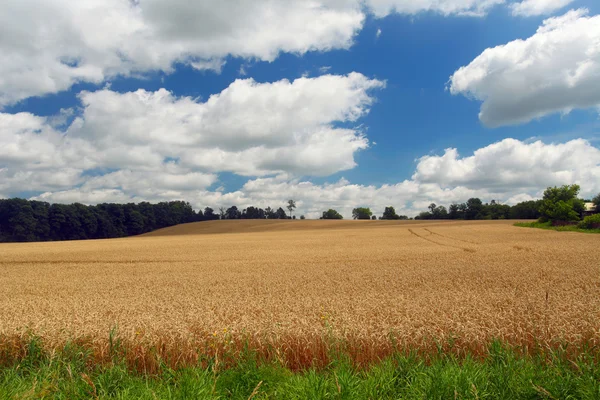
[0,199,295,243]
[414,199,543,220]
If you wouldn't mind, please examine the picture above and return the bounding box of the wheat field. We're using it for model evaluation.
[1,220,598,369]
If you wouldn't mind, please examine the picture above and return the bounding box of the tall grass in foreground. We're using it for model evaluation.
[0,337,599,399]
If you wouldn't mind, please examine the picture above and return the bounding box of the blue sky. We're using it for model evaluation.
[1,0,600,217]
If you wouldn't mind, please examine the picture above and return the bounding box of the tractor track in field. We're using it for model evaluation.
[408,228,477,253]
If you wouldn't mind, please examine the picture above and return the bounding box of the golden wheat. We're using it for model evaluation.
[1,220,598,369]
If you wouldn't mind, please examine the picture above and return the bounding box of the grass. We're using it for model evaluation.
[1,338,599,399]
[514,221,600,234]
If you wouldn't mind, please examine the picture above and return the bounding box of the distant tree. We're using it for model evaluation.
[242,206,265,219]
[321,208,344,219]
[219,207,226,220]
[509,200,542,219]
[371,215,377,220]
[593,193,600,212]
[398,215,409,220]
[539,185,585,222]
[321,209,343,219]
[275,207,288,219]
[287,200,296,219]
[381,206,400,220]
[352,207,372,220]
[264,207,274,219]
[300,215,305,220]
[465,198,483,220]
[448,203,460,219]
[432,205,448,219]
[225,206,242,220]
[428,203,437,214]
[203,207,219,220]
[484,201,510,220]
[415,211,433,220]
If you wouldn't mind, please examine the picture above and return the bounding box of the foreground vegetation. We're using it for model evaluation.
[1,337,599,399]
[515,221,600,234]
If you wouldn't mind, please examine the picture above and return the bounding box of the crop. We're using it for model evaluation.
[0,220,598,371]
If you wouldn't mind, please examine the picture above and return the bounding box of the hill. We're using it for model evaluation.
[139,218,460,237]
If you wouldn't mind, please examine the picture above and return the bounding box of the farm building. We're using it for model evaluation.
[583,202,597,217]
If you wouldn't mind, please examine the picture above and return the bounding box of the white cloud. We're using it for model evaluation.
[413,138,600,193]
[376,28,382,38]
[510,0,574,17]
[26,138,600,218]
[365,0,504,17]
[1,73,383,198]
[67,73,384,176]
[0,0,365,106]
[449,9,600,127]
[0,0,511,106]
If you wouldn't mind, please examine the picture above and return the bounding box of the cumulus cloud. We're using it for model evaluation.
[0,0,364,106]
[1,73,383,199]
[510,0,574,17]
[413,138,600,192]
[365,0,504,17]
[66,73,384,176]
[25,138,600,219]
[449,9,600,127]
[0,0,511,106]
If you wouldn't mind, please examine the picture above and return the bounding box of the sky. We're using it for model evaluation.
[1,0,600,219]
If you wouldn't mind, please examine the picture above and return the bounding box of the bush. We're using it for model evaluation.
[578,214,600,230]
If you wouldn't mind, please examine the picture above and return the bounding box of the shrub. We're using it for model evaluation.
[578,214,600,230]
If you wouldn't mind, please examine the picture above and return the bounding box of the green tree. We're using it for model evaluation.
[593,193,600,212]
[321,209,343,219]
[465,198,483,220]
[539,185,585,222]
[287,200,296,219]
[509,200,542,220]
[275,207,288,219]
[381,206,400,220]
[225,206,242,220]
[203,207,219,220]
[352,207,372,220]
[428,203,437,214]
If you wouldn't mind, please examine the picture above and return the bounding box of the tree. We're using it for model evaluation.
[275,207,288,219]
[593,193,600,212]
[265,207,274,219]
[432,205,448,219]
[509,200,542,219]
[465,198,483,220]
[300,215,305,220]
[219,207,226,220]
[428,203,437,214]
[203,207,219,220]
[371,215,377,220]
[225,206,242,220]
[382,206,400,220]
[242,206,265,219]
[539,185,585,222]
[287,200,296,219]
[352,207,372,220]
[415,211,433,220]
[321,209,343,219]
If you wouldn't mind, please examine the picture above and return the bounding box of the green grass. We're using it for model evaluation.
[1,340,599,399]
[515,221,600,234]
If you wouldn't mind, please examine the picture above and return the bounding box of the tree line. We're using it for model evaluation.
[2,187,598,242]
[0,199,300,243]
